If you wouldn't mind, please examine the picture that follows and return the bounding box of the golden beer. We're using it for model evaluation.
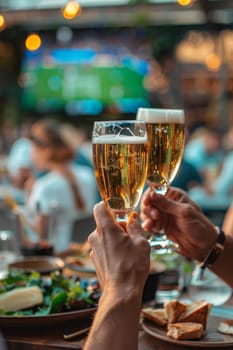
[137,108,185,194]
[93,135,148,216]
[146,123,184,192]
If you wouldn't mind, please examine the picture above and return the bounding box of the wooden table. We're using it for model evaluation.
[6,324,233,350]
[2,327,161,350]
[0,306,164,350]
[2,312,232,350]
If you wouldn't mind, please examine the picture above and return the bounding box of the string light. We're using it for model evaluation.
[62,1,81,20]
[0,14,6,31]
[177,0,193,7]
[25,34,42,51]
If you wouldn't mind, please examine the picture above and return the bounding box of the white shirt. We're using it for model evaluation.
[27,164,97,251]
[7,138,32,176]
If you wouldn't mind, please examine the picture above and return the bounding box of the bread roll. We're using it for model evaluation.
[165,299,187,323]
[141,308,167,326]
[178,300,212,329]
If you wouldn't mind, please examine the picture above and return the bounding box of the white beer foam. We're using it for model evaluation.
[93,135,148,144]
[137,108,184,123]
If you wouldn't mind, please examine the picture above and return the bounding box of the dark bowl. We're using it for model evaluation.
[20,242,54,257]
[8,256,65,275]
[142,262,165,303]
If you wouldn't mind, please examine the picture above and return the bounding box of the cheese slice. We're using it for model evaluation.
[0,286,43,312]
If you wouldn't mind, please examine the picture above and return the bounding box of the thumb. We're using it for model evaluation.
[127,212,143,236]
[150,191,184,216]
[93,201,115,229]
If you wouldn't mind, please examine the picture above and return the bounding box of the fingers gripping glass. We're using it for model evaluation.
[136,108,185,251]
[92,120,148,223]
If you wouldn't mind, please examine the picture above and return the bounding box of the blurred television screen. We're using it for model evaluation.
[20,28,150,116]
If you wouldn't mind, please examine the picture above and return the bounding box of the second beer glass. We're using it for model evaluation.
[137,108,185,194]
[137,108,185,250]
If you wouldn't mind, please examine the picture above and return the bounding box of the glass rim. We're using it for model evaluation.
[137,107,184,113]
[137,107,185,123]
[93,120,147,124]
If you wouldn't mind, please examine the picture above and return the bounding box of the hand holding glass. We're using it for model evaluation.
[92,121,148,223]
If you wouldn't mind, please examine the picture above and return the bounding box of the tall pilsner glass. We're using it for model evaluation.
[92,120,148,223]
[136,108,185,250]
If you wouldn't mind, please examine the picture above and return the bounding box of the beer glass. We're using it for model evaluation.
[92,120,148,223]
[137,108,185,250]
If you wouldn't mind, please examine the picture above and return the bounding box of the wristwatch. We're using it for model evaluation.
[199,227,225,272]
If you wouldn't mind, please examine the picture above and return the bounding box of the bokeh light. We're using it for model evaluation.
[205,53,221,71]
[62,1,81,20]
[0,14,6,31]
[205,53,222,72]
[177,0,193,7]
[25,34,42,51]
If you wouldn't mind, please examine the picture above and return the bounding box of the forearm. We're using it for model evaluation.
[34,214,49,239]
[223,206,233,237]
[84,288,142,350]
[210,235,233,289]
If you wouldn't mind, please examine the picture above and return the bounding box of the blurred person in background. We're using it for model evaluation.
[184,127,223,183]
[61,123,101,202]
[0,121,34,205]
[61,123,93,170]
[6,121,33,190]
[25,119,97,251]
[188,126,233,212]
[172,158,203,192]
[70,124,93,166]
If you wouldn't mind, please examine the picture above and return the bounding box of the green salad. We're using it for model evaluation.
[0,271,100,316]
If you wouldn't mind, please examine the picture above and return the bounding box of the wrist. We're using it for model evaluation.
[197,225,218,262]
[100,284,143,307]
[199,227,225,270]
[210,235,233,288]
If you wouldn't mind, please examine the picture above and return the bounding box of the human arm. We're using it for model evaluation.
[26,183,52,241]
[140,187,233,288]
[84,202,150,350]
[33,213,49,239]
[222,204,233,237]
[210,234,233,287]
[9,167,33,189]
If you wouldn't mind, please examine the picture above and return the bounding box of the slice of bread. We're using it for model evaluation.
[165,299,187,324]
[167,322,204,340]
[178,300,212,329]
[218,319,233,335]
[141,308,167,327]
